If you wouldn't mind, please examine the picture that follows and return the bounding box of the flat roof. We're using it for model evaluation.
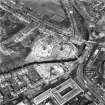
[33,78,83,105]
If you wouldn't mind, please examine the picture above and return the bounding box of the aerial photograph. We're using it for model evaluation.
[0,0,105,105]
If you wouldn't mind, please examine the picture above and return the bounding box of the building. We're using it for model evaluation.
[33,78,83,105]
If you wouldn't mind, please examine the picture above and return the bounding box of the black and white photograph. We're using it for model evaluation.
[0,0,105,105]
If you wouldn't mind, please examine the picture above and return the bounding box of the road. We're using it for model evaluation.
[77,54,105,104]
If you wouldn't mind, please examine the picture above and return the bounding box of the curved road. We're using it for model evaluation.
[77,46,105,104]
